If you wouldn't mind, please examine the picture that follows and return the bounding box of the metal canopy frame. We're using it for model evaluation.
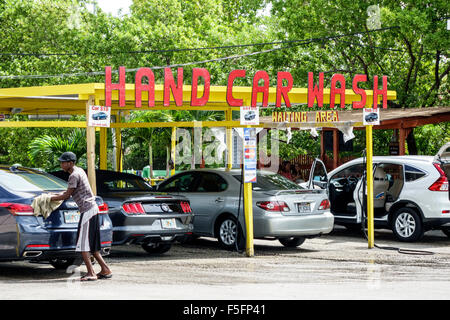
[0,82,401,253]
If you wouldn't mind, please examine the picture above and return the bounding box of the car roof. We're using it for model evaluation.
[170,168,277,176]
[328,155,435,175]
[49,169,146,181]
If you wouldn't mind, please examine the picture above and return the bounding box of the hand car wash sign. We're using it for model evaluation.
[104,66,389,109]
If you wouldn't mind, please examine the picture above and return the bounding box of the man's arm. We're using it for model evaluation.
[50,188,75,201]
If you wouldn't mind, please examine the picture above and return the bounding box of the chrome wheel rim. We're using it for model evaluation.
[395,212,416,238]
[219,219,236,246]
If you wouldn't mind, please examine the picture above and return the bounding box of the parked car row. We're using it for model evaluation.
[0,142,448,269]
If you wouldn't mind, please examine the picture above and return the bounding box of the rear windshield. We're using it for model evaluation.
[233,172,303,191]
[99,177,153,192]
[0,170,67,192]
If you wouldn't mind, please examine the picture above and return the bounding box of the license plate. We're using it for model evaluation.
[161,218,176,229]
[297,202,311,213]
[63,210,80,224]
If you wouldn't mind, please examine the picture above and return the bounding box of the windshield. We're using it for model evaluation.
[233,172,303,191]
[99,177,153,192]
[0,170,67,192]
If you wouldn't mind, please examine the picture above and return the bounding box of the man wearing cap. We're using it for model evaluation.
[51,152,112,281]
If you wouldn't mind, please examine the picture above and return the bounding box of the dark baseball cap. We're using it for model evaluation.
[58,151,77,162]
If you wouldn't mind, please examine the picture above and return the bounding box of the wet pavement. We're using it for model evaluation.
[1,226,449,300]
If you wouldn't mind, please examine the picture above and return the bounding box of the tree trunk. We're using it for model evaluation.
[406,129,418,155]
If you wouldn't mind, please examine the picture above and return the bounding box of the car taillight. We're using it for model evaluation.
[318,199,330,210]
[98,202,109,214]
[180,201,192,213]
[256,201,290,212]
[429,163,449,192]
[122,202,145,215]
[0,203,34,216]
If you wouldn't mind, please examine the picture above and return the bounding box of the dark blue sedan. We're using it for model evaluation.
[0,165,113,269]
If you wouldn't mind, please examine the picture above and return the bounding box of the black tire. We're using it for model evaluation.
[141,242,172,254]
[441,227,450,238]
[391,207,423,242]
[278,237,306,248]
[216,216,244,250]
[49,258,77,270]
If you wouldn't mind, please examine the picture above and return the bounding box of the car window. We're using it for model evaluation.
[330,163,365,183]
[233,172,303,191]
[195,173,228,192]
[404,165,426,182]
[158,173,197,192]
[0,170,67,192]
[99,178,153,192]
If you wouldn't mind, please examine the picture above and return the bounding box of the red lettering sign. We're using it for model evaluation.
[308,72,324,108]
[251,70,270,107]
[352,74,367,109]
[330,74,346,109]
[226,69,246,107]
[190,68,210,106]
[276,71,293,108]
[104,67,389,110]
[135,67,155,108]
[373,75,388,109]
[105,66,126,107]
[164,67,183,107]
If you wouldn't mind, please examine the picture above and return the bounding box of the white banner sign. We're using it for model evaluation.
[243,127,257,183]
[88,105,111,127]
[240,106,259,125]
[363,108,380,126]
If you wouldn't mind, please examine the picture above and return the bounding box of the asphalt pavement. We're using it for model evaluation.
[1,226,449,300]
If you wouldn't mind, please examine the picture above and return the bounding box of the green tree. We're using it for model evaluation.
[122,110,173,174]
[270,0,449,154]
[27,128,86,170]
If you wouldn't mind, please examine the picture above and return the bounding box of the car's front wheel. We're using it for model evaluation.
[391,208,423,242]
[141,242,172,254]
[278,237,306,248]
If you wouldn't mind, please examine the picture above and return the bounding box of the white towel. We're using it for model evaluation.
[31,193,63,219]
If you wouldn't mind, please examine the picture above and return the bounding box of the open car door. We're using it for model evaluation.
[307,158,328,190]
[434,142,450,200]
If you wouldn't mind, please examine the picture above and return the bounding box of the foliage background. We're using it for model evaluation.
[0,0,448,171]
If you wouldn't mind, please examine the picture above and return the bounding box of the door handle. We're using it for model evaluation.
[215,197,224,203]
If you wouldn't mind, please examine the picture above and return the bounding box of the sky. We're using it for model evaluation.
[95,0,132,16]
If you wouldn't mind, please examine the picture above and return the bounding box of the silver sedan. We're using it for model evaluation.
[156,169,334,249]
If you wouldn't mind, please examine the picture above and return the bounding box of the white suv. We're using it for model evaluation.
[308,142,450,242]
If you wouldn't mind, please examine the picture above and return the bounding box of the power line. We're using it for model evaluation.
[0,26,401,80]
[0,26,399,57]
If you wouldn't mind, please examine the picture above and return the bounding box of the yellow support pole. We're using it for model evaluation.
[366,125,374,248]
[171,127,176,176]
[99,127,107,170]
[115,114,123,172]
[226,108,233,171]
[86,96,97,195]
[243,181,254,257]
[243,126,255,257]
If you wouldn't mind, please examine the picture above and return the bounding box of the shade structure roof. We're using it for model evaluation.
[0,82,397,118]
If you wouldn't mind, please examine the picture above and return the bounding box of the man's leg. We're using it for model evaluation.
[81,251,97,279]
[92,251,112,276]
